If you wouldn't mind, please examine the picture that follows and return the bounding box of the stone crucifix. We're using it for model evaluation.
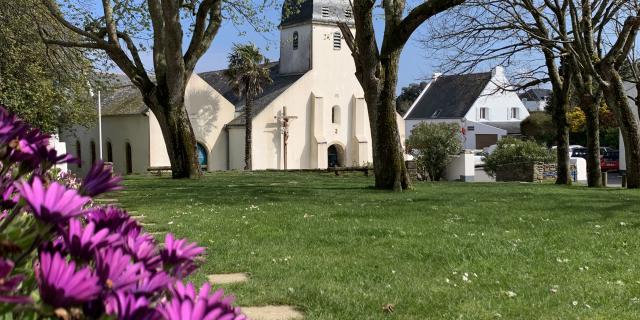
[274,106,297,169]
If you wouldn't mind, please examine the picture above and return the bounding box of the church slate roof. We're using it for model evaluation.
[281,0,355,27]
[198,62,306,126]
[98,75,148,116]
[404,72,493,120]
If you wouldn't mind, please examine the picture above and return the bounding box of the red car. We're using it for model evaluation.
[600,150,619,172]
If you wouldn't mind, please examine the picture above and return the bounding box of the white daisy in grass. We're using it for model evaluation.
[504,290,517,298]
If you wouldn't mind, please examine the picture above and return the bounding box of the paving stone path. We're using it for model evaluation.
[105,197,303,319]
[208,273,304,320]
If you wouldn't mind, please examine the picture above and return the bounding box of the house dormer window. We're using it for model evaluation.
[321,7,330,17]
[333,32,341,50]
[292,31,298,50]
[344,8,352,18]
[510,107,519,119]
[479,107,489,120]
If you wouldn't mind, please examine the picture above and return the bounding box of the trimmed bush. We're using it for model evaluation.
[406,122,462,181]
[484,137,556,177]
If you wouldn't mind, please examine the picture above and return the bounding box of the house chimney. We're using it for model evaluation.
[432,72,443,80]
[492,66,505,78]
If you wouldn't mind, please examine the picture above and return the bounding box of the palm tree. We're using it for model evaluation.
[225,43,272,170]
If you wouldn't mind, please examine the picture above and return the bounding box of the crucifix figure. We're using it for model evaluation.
[274,106,297,169]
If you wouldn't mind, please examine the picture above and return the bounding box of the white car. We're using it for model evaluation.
[474,150,486,167]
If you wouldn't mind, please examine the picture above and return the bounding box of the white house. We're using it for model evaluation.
[519,88,552,112]
[403,67,530,150]
[619,82,638,173]
[61,0,405,175]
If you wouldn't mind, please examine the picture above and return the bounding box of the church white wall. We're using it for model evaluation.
[147,74,237,171]
[227,127,245,170]
[279,24,312,74]
[242,23,406,170]
[61,115,150,176]
[465,68,530,122]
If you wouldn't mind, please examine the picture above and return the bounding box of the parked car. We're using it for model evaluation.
[570,147,619,172]
[601,150,619,172]
[473,150,486,167]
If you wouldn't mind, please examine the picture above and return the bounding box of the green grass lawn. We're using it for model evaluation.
[116,172,640,319]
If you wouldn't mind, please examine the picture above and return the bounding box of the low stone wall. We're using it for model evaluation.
[496,162,576,182]
[405,160,418,181]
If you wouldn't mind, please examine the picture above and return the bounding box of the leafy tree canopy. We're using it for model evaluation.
[396,82,427,115]
[0,0,95,133]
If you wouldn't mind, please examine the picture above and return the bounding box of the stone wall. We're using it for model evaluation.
[496,162,576,182]
[405,160,418,181]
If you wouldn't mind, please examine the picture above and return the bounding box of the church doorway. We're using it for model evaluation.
[327,144,345,167]
[196,142,208,168]
[125,143,132,174]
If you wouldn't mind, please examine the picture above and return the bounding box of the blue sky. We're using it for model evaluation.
[169,4,443,92]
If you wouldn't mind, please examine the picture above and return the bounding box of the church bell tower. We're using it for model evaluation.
[279,0,355,75]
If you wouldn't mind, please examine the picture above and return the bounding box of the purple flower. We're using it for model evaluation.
[134,271,172,297]
[17,177,90,224]
[105,291,160,320]
[86,206,139,234]
[160,234,205,277]
[0,176,19,209]
[0,105,27,146]
[36,251,101,308]
[0,258,31,304]
[123,229,161,270]
[96,248,146,292]
[80,161,123,197]
[158,282,247,320]
[62,218,114,260]
[9,130,51,168]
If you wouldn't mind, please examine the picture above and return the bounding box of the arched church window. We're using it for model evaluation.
[75,141,82,168]
[333,32,341,50]
[90,141,96,164]
[106,141,113,163]
[332,105,341,124]
[125,143,133,174]
[292,31,299,50]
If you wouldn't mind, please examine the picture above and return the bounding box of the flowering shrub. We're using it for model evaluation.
[0,105,246,319]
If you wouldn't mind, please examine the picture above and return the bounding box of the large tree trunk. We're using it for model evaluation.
[244,97,253,170]
[581,95,602,187]
[146,94,200,179]
[601,68,640,188]
[371,54,411,191]
[551,90,571,185]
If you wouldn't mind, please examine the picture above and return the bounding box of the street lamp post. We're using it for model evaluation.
[89,84,103,161]
[97,90,103,160]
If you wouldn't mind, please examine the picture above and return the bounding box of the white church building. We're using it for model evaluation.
[61,0,404,175]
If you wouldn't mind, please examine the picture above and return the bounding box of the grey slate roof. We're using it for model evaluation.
[97,74,148,116]
[518,88,551,101]
[281,0,355,27]
[404,72,493,120]
[198,62,306,126]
